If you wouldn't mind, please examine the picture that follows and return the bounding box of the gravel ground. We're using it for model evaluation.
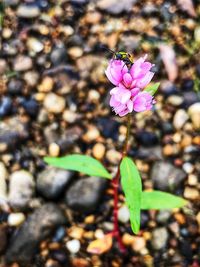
[0,0,200,266]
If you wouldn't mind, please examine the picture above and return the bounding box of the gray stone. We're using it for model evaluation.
[156,210,171,223]
[97,0,137,15]
[5,204,66,265]
[0,117,29,152]
[8,170,35,210]
[151,161,187,192]
[151,227,168,250]
[50,47,67,66]
[65,176,107,212]
[37,166,73,200]
[17,5,40,18]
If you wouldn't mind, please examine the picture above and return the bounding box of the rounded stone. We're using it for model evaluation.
[37,166,73,200]
[92,143,106,160]
[66,239,80,254]
[44,93,65,114]
[8,170,35,210]
[8,213,26,226]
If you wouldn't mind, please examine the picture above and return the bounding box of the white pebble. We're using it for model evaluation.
[66,239,81,254]
[118,205,130,223]
[8,213,25,226]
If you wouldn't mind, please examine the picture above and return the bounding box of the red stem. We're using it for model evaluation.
[111,113,131,252]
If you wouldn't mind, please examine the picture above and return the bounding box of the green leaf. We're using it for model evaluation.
[144,82,160,96]
[120,157,142,234]
[141,191,187,210]
[44,154,112,179]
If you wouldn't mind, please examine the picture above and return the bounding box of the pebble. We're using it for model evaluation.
[106,149,121,164]
[92,143,106,160]
[68,47,83,58]
[97,0,137,15]
[167,95,184,106]
[183,187,199,200]
[48,143,60,157]
[8,213,25,226]
[122,233,135,246]
[118,205,130,224]
[5,204,66,265]
[136,131,158,147]
[188,174,198,186]
[52,226,66,242]
[38,76,54,93]
[173,109,189,130]
[8,79,24,95]
[50,47,67,65]
[0,162,8,202]
[66,239,81,254]
[17,4,40,18]
[132,236,146,252]
[44,93,65,114]
[13,56,33,71]
[8,170,35,210]
[65,176,107,212]
[63,110,78,123]
[151,227,168,250]
[156,210,171,223]
[37,166,73,200]
[188,103,200,130]
[83,126,100,142]
[23,71,39,87]
[151,161,187,192]
[68,226,84,240]
[182,162,194,174]
[0,117,28,152]
[27,38,44,53]
[0,97,12,117]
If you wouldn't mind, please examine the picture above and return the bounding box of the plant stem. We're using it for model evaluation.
[111,113,131,252]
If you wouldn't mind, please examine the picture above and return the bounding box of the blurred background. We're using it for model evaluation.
[0,0,200,266]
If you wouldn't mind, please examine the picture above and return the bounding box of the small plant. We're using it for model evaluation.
[44,53,187,253]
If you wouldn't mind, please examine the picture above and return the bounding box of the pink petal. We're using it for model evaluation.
[131,88,140,97]
[110,87,119,95]
[135,71,154,88]
[109,95,119,107]
[127,100,133,112]
[123,73,133,87]
[119,109,129,117]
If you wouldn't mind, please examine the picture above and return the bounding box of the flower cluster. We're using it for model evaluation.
[105,55,156,117]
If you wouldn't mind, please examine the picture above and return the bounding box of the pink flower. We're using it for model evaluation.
[105,55,154,90]
[105,54,156,117]
[110,86,155,117]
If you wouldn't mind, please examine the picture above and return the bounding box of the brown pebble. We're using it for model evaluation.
[92,143,106,160]
[174,213,186,224]
[122,233,135,246]
[193,136,200,145]
[68,226,84,240]
[71,258,90,267]
[84,215,95,224]
[38,76,54,92]
[48,242,60,250]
